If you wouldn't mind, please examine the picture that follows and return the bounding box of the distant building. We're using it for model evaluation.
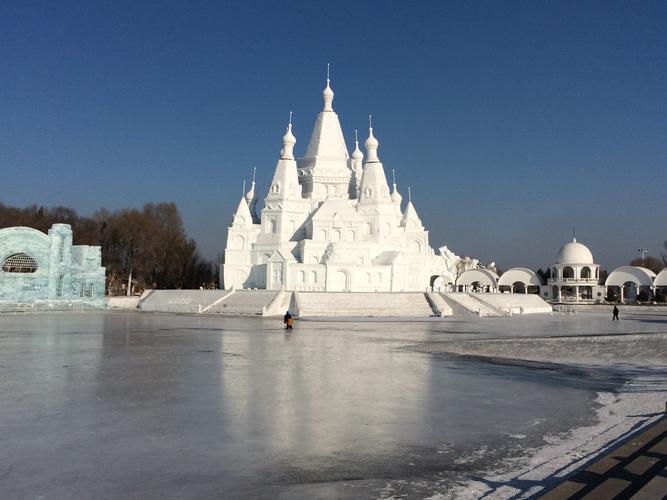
[0,224,105,307]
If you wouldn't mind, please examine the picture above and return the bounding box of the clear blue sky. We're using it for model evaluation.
[2,0,665,270]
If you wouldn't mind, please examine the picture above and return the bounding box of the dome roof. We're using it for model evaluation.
[555,238,594,264]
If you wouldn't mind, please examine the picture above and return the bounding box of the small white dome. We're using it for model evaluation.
[555,239,594,264]
[364,127,379,163]
[280,122,296,160]
[391,185,402,204]
[282,123,296,146]
[351,142,363,160]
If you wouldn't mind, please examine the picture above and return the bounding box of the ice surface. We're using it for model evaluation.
[0,309,665,498]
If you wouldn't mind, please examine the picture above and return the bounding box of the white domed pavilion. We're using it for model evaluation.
[547,238,601,302]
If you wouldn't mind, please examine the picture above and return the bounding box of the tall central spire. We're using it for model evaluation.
[298,69,351,200]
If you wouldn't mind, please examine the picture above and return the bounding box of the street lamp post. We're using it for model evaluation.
[637,248,649,267]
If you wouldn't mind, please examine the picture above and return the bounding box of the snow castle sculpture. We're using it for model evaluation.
[222,77,467,292]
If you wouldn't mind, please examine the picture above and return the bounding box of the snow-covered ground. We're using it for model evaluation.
[0,309,665,498]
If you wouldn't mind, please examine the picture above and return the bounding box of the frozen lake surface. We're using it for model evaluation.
[0,311,665,499]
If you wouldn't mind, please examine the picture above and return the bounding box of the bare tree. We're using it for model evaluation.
[629,256,664,274]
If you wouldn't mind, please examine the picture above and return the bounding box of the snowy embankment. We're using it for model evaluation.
[415,332,667,367]
[439,384,667,499]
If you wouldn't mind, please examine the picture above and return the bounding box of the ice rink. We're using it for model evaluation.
[0,310,665,499]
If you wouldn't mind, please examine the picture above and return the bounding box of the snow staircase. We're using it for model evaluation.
[296,292,435,318]
[264,291,293,317]
[470,293,553,315]
[425,292,453,317]
[441,292,502,317]
[209,290,279,316]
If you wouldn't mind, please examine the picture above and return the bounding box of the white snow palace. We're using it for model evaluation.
[222,78,466,292]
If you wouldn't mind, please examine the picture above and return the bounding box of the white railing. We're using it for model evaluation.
[550,278,599,283]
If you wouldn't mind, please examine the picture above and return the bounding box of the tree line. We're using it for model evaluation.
[0,203,217,294]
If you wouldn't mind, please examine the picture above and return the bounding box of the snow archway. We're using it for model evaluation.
[457,268,499,292]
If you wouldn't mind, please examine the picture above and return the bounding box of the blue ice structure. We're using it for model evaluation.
[0,224,106,310]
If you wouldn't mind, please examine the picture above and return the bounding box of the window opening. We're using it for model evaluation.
[2,254,38,273]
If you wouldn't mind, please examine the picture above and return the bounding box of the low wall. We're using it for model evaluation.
[106,296,141,310]
[0,299,105,313]
[552,303,667,313]
[138,290,230,314]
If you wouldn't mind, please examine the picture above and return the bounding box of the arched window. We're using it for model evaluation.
[310,271,317,283]
[563,266,574,279]
[233,235,245,249]
[2,254,38,273]
[269,219,277,233]
[581,267,591,279]
[298,271,305,283]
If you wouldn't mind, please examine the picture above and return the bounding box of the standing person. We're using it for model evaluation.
[612,305,619,321]
[283,310,293,330]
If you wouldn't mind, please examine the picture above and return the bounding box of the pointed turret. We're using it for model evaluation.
[400,188,423,229]
[267,115,301,201]
[357,120,391,205]
[232,195,253,227]
[390,169,402,205]
[245,167,260,223]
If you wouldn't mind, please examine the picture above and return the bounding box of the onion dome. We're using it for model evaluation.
[244,180,255,205]
[323,79,334,112]
[351,131,363,161]
[280,118,296,160]
[364,124,379,163]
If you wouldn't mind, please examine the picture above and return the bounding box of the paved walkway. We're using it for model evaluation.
[541,416,667,499]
